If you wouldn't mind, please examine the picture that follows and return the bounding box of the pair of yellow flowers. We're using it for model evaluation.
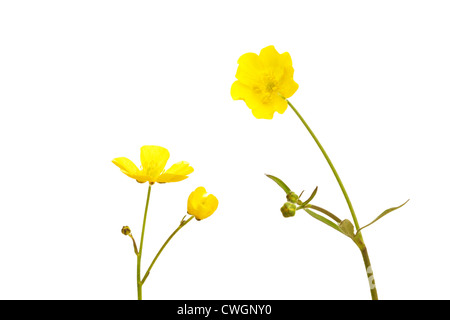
[112,145,218,221]
[113,45,299,220]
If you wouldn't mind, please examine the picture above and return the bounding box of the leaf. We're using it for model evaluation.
[356,199,410,234]
[339,219,355,238]
[304,208,343,234]
[265,174,291,194]
[298,186,318,208]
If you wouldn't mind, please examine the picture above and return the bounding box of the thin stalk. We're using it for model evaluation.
[137,184,152,300]
[286,99,360,230]
[141,216,194,284]
[287,99,378,300]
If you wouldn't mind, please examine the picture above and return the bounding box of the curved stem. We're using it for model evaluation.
[287,99,360,230]
[287,99,378,299]
[141,216,194,284]
[137,184,152,300]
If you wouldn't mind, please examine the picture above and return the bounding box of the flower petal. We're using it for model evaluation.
[251,105,276,119]
[140,145,170,182]
[164,161,194,175]
[187,187,218,220]
[259,45,282,69]
[231,81,252,101]
[157,161,193,183]
[112,157,139,175]
[204,194,219,216]
[278,53,298,98]
[187,187,206,215]
[235,52,264,86]
[279,77,299,99]
[272,95,289,114]
[244,94,279,119]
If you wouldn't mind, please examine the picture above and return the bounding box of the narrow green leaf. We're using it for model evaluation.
[304,208,343,234]
[265,174,291,194]
[299,186,318,208]
[356,199,410,234]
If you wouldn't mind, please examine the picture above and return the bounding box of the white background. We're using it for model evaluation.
[1,0,449,300]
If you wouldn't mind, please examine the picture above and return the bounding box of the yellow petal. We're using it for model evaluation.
[231,81,252,101]
[187,187,219,220]
[279,78,299,99]
[259,45,282,69]
[164,161,194,175]
[244,94,279,119]
[157,161,193,183]
[278,53,298,98]
[157,174,189,183]
[140,145,170,182]
[235,52,264,86]
[187,186,206,215]
[203,194,219,218]
[251,105,276,119]
[272,95,289,114]
[112,157,139,176]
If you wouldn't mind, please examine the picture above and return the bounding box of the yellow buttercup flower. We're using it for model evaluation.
[112,145,193,184]
[187,187,219,220]
[231,45,299,119]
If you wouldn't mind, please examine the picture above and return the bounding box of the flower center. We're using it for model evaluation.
[259,74,278,103]
[266,81,277,92]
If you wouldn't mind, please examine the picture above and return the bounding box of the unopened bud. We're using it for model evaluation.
[286,191,299,203]
[121,226,131,236]
[280,202,297,218]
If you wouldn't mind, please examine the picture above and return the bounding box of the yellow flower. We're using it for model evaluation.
[187,187,219,220]
[231,45,299,119]
[112,145,193,184]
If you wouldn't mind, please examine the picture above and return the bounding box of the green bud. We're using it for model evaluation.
[286,191,299,203]
[121,226,131,236]
[280,202,297,218]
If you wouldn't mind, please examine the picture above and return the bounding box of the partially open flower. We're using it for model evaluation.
[112,145,193,184]
[187,187,219,221]
[231,45,299,119]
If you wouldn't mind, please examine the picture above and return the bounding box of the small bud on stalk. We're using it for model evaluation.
[286,191,299,203]
[281,202,297,218]
[121,226,132,236]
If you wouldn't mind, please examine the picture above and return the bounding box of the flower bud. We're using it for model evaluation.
[286,191,299,203]
[121,226,131,236]
[187,187,219,221]
[280,202,297,218]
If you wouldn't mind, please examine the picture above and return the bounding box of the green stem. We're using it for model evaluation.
[286,99,360,230]
[287,99,378,299]
[141,216,194,285]
[360,246,378,300]
[137,184,152,300]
